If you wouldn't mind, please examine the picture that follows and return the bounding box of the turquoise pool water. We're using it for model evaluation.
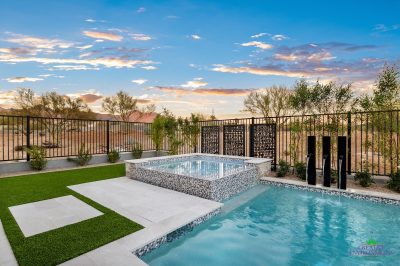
[142,185,400,266]
[145,158,248,179]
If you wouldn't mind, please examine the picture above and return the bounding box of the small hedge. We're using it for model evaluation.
[277,160,290,177]
[388,171,400,192]
[132,142,143,159]
[354,171,374,187]
[68,143,92,166]
[294,161,306,180]
[107,150,120,163]
[24,146,47,170]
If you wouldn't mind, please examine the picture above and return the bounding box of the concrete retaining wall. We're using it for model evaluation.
[0,150,169,176]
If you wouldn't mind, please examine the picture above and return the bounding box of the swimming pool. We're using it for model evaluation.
[126,154,271,201]
[142,185,400,266]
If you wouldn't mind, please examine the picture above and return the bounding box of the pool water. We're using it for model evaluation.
[145,158,248,179]
[142,185,400,266]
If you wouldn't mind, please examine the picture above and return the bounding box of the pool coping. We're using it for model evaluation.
[260,177,400,205]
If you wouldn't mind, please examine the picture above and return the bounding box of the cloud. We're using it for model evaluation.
[5,34,74,50]
[85,18,106,23]
[274,53,298,61]
[141,65,157,70]
[165,15,179,19]
[181,78,208,88]
[373,24,400,32]
[132,79,147,85]
[241,41,273,50]
[130,34,152,41]
[307,51,335,61]
[0,54,154,69]
[251,33,268,38]
[191,35,201,40]
[154,86,253,96]
[272,42,375,63]
[0,47,38,55]
[137,7,146,13]
[79,93,103,103]
[5,76,44,83]
[77,44,93,50]
[83,30,123,41]
[271,34,289,41]
[48,65,100,71]
[78,47,147,59]
[212,64,308,78]
[0,90,17,108]
[38,74,64,78]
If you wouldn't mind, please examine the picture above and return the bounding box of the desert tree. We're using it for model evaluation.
[102,90,155,122]
[14,88,94,147]
[356,64,400,173]
[178,113,202,152]
[243,86,293,120]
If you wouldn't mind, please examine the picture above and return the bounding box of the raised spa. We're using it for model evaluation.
[126,154,271,201]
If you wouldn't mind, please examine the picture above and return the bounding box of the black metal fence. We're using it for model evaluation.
[197,110,400,176]
[1,110,400,176]
[0,115,155,161]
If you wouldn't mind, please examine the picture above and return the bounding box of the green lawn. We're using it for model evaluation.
[0,164,143,266]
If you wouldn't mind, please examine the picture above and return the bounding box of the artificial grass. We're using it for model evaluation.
[0,164,143,266]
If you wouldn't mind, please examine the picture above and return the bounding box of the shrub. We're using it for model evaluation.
[331,169,337,183]
[354,171,374,187]
[277,160,290,177]
[107,150,120,163]
[388,171,400,192]
[132,142,143,159]
[68,143,92,166]
[24,146,47,170]
[294,161,306,180]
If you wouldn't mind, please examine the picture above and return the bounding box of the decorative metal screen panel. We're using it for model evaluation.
[223,125,245,156]
[250,124,276,166]
[201,126,220,154]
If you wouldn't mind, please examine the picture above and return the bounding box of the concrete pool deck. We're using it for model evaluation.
[63,177,222,265]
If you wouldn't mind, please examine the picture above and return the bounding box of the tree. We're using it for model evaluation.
[243,91,270,119]
[358,64,400,111]
[289,79,314,116]
[14,88,95,147]
[312,81,354,114]
[150,109,182,155]
[269,86,293,117]
[102,91,139,122]
[242,86,293,119]
[151,114,165,153]
[14,88,94,119]
[178,113,201,152]
[357,64,400,173]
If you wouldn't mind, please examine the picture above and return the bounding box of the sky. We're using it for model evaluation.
[0,0,399,118]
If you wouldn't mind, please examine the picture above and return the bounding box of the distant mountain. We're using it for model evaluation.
[95,111,157,123]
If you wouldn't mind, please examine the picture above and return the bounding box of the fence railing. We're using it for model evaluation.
[0,115,155,161]
[1,110,399,176]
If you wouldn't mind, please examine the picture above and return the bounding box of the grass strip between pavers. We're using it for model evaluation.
[0,163,143,266]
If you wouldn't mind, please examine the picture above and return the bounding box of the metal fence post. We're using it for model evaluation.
[106,120,110,154]
[249,118,254,157]
[26,115,30,161]
[347,112,351,175]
